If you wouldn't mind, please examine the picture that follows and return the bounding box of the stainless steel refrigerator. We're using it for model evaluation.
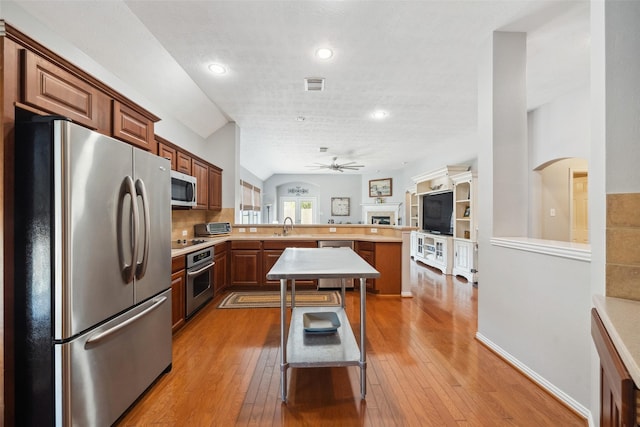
[14,117,173,426]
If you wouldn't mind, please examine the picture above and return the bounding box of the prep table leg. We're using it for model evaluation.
[360,277,367,399]
[280,278,288,402]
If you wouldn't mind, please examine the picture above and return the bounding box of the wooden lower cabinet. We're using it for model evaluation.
[355,241,401,295]
[231,241,262,286]
[213,242,229,295]
[591,308,637,427]
[263,240,317,286]
[171,256,186,333]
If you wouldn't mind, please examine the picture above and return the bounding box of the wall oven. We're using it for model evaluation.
[185,247,214,318]
[171,170,197,207]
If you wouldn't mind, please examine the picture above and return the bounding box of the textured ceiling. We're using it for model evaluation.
[9,1,590,180]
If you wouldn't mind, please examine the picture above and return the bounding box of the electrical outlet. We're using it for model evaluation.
[371,228,378,233]
[238,228,246,233]
[249,227,257,233]
[329,227,336,232]
[181,230,188,237]
[550,208,556,217]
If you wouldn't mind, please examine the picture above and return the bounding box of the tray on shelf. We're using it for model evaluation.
[303,312,341,333]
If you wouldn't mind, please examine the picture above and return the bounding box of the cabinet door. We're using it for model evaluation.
[192,159,209,209]
[171,270,185,333]
[214,249,228,295]
[177,152,192,175]
[208,167,222,210]
[158,143,177,170]
[231,250,262,286]
[263,250,284,285]
[591,309,636,427]
[112,100,156,152]
[454,241,470,271]
[21,49,111,133]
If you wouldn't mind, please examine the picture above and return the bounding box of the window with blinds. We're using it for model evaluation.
[240,180,262,224]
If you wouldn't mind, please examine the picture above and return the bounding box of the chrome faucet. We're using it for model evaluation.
[283,216,294,236]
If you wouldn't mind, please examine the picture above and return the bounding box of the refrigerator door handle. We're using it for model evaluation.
[118,176,139,283]
[135,178,150,280]
[85,296,168,347]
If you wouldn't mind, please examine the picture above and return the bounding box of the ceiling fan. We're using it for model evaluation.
[307,156,365,173]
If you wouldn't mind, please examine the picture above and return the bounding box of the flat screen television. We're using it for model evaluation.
[422,191,453,235]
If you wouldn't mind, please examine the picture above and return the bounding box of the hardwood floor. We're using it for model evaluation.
[118,261,587,426]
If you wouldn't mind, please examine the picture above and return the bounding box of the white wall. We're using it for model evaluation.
[528,87,590,169]
[263,174,362,224]
[477,30,593,415]
[202,123,240,210]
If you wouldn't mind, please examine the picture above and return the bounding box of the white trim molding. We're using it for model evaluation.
[475,332,593,424]
[490,237,591,262]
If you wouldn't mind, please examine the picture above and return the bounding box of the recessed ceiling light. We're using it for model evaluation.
[372,110,388,120]
[315,47,333,60]
[208,63,227,75]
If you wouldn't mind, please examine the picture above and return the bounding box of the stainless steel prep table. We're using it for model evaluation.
[266,247,380,402]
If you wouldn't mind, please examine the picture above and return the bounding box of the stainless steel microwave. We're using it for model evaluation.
[171,170,197,207]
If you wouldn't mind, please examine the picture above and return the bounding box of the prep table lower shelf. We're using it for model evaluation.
[287,307,360,367]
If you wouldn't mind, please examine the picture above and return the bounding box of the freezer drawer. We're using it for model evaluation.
[55,290,172,426]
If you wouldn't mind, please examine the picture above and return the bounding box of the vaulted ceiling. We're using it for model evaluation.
[9,1,590,180]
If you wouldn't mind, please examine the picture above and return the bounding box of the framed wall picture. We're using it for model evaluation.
[369,178,392,197]
[331,197,350,216]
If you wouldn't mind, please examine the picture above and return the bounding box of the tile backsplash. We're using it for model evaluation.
[171,208,235,241]
[606,193,640,301]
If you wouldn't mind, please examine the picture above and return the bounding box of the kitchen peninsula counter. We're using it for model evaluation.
[170,232,405,257]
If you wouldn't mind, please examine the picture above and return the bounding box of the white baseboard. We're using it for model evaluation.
[475,332,593,424]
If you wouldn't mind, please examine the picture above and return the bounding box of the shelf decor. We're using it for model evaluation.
[369,178,392,198]
[331,197,350,216]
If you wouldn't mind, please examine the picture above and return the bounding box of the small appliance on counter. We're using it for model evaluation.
[195,222,232,236]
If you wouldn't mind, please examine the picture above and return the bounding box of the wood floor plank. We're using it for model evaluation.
[117,262,587,426]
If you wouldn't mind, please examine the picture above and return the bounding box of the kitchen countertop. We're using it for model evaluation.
[593,295,640,387]
[171,233,403,257]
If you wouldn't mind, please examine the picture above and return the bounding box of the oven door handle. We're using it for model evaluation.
[187,261,215,277]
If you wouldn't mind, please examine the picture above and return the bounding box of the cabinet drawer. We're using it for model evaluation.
[231,240,262,250]
[356,241,375,251]
[21,49,111,132]
[171,255,185,273]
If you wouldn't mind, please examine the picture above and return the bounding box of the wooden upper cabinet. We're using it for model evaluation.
[208,166,222,210]
[21,49,111,133]
[192,158,209,209]
[177,152,192,175]
[113,100,156,152]
[157,142,177,170]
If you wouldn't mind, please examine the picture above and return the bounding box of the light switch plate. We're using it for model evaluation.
[238,228,246,233]
[371,228,378,233]
[250,227,257,232]
[329,227,336,232]
[181,230,188,236]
